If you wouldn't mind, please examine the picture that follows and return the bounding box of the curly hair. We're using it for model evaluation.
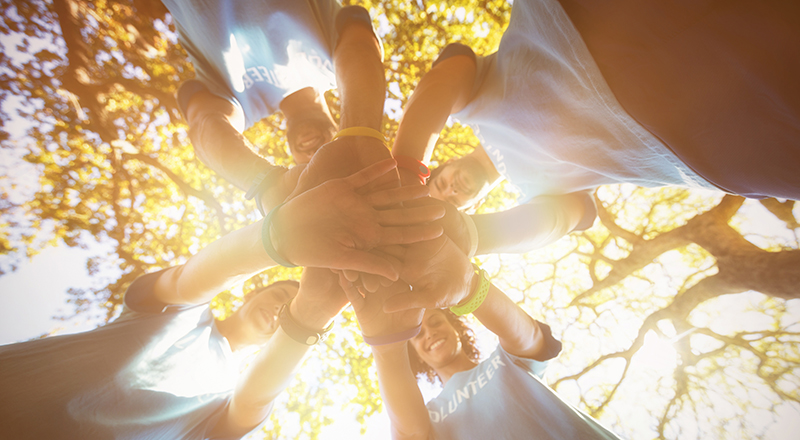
[407,309,481,385]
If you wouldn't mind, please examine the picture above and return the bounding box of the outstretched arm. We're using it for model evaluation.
[213,268,349,437]
[334,9,385,132]
[346,282,431,440]
[472,282,556,360]
[472,192,594,255]
[183,89,300,211]
[392,50,477,184]
[152,160,446,307]
[372,343,431,440]
[286,10,396,198]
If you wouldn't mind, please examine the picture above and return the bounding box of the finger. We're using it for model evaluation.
[342,158,397,189]
[335,249,399,281]
[340,273,365,311]
[343,270,360,282]
[377,224,444,246]
[382,290,429,313]
[365,185,430,208]
[361,273,385,293]
[377,205,446,226]
[375,244,407,259]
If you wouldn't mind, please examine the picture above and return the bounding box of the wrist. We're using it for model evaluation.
[397,166,425,186]
[265,204,296,267]
[394,155,430,185]
[279,298,334,346]
[371,341,409,357]
[450,265,490,316]
[289,293,340,331]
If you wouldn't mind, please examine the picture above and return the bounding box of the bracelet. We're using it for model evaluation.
[458,211,479,258]
[245,167,286,217]
[449,264,490,316]
[279,299,334,345]
[394,155,431,184]
[332,127,386,144]
[362,324,422,346]
[261,203,298,268]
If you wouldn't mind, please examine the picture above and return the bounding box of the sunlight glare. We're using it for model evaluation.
[636,330,678,372]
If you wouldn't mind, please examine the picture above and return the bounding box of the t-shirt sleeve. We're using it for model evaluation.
[175,79,244,128]
[501,320,562,379]
[122,268,180,315]
[432,43,487,107]
[572,190,597,232]
[334,6,382,55]
[432,43,477,68]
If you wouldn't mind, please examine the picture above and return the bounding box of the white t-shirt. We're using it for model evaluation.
[446,0,716,204]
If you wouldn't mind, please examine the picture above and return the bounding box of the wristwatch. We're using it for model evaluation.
[279,299,333,345]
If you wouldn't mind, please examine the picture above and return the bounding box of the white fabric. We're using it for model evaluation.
[453,0,716,204]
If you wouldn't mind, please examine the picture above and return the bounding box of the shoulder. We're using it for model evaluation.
[495,320,562,378]
[122,268,196,315]
[433,43,478,68]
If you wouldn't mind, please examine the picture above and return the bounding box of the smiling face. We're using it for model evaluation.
[409,309,464,369]
[428,157,490,209]
[236,281,299,344]
[286,112,337,164]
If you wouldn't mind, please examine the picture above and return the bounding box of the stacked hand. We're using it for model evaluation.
[292,268,350,330]
[258,164,307,213]
[345,279,423,341]
[271,159,446,281]
[288,136,400,200]
[378,234,476,313]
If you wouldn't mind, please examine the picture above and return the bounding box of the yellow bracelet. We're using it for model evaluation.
[450,264,490,316]
[332,126,386,144]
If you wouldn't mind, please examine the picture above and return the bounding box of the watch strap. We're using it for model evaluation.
[394,155,431,184]
[279,299,334,345]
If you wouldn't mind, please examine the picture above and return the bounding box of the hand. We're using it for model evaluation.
[340,194,472,293]
[344,279,424,340]
[292,267,349,330]
[272,159,446,280]
[379,234,476,313]
[259,164,306,212]
[403,197,471,254]
[288,136,400,201]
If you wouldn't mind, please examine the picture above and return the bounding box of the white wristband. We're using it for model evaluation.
[459,211,479,258]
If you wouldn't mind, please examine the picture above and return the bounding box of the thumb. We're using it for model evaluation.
[334,249,399,281]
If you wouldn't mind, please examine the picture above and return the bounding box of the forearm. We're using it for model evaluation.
[472,284,546,360]
[154,220,274,305]
[393,55,477,165]
[189,111,276,191]
[473,194,588,255]
[372,344,431,440]
[334,22,385,131]
[223,328,311,435]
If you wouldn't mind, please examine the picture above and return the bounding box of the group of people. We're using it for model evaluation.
[2,0,798,439]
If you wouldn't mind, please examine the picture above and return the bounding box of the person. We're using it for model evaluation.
[391,0,800,257]
[161,0,389,212]
[0,277,301,440]
[347,275,622,440]
[0,161,445,439]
